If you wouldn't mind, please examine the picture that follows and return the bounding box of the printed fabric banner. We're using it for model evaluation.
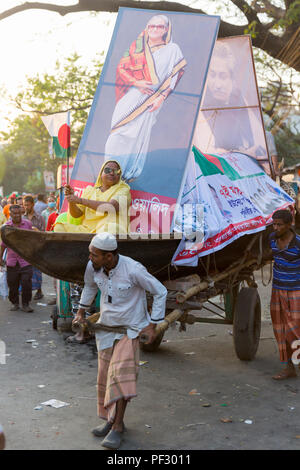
[172,148,294,266]
[69,8,220,233]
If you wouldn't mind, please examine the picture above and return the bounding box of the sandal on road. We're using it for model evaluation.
[65,335,90,344]
[101,429,124,449]
[33,292,44,300]
[272,368,297,380]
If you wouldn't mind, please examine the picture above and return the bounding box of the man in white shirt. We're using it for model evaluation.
[73,232,167,449]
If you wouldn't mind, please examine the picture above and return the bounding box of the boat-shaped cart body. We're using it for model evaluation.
[1,225,273,361]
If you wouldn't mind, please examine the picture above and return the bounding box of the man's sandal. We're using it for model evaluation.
[101,429,124,449]
[92,421,113,437]
[33,292,44,300]
[65,335,90,344]
[272,369,297,380]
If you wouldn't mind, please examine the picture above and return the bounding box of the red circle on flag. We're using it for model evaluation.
[58,124,70,149]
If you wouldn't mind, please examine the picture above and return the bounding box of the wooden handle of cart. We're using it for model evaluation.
[139,309,183,343]
[72,311,100,332]
[73,309,183,343]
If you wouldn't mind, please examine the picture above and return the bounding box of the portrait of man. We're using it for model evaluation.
[104,14,186,182]
[193,36,271,175]
[201,41,255,153]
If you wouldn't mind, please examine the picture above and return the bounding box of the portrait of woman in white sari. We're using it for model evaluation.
[104,14,187,182]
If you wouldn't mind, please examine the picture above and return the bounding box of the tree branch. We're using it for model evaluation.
[251,0,285,19]
[0,0,299,71]
[231,0,260,24]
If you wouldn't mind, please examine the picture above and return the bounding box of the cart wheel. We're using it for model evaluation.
[233,287,261,361]
[140,331,165,352]
[51,305,58,330]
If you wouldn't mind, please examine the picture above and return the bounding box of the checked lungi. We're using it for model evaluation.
[97,336,140,423]
[270,289,300,364]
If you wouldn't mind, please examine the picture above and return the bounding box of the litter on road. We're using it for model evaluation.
[41,399,70,409]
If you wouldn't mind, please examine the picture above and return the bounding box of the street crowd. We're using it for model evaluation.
[0,192,59,313]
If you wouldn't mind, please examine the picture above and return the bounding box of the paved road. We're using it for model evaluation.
[1,272,300,451]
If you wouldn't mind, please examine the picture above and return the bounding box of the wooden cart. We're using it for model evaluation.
[1,225,272,361]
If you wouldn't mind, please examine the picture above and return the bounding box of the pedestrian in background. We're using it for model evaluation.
[16,196,25,215]
[34,193,47,215]
[41,195,57,227]
[3,195,16,220]
[0,205,34,312]
[23,195,45,300]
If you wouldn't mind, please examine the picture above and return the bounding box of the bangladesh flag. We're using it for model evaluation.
[41,112,70,158]
[192,145,241,181]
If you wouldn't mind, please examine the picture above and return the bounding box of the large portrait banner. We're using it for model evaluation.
[69,8,220,233]
[193,36,273,176]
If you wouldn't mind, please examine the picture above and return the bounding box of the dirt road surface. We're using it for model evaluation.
[1,270,300,451]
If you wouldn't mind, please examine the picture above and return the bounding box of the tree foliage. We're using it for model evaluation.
[254,49,300,118]
[253,48,300,167]
[273,118,300,167]
[15,52,103,150]
[0,54,103,195]
[0,115,52,195]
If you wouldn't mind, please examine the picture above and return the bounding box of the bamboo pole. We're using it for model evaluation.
[176,234,261,304]
[176,258,258,304]
[72,309,184,343]
[140,308,184,342]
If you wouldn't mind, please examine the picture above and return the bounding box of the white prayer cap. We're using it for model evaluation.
[90,232,117,252]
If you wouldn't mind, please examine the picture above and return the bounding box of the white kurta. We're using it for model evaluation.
[79,255,167,350]
[104,42,185,182]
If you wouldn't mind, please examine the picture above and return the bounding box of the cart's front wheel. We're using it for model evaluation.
[233,287,261,361]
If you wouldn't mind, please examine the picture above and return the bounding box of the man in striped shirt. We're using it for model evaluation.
[269,209,300,380]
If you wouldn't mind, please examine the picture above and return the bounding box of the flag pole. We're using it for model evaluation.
[66,111,70,185]
[67,144,70,185]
